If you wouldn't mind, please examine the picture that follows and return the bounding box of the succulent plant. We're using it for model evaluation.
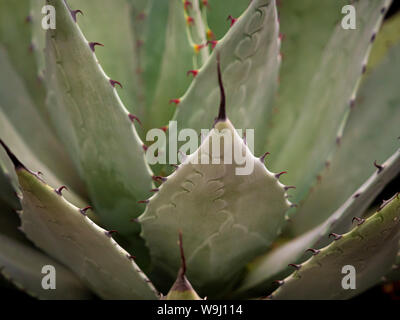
[0,0,399,300]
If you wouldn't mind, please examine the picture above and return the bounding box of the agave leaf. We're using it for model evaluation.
[290,42,400,235]
[0,157,92,299]
[0,205,92,300]
[235,149,400,297]
[184,0,210,67]
[269,193,400,300]
[0,2,85,196]
[266,0,347,158]
[165,233,202,300]
[67,0,140,117]
[44,0,154,235]
[0,0,47,120]
[0,109,86,208]
[267,0,390,203]
[173,0,280,153]
[165,271,202,300]
[0,233,93,300]
[140,114,290,296]
[0,143,159,300]
[144,0,194,130]
[29,0,46,73]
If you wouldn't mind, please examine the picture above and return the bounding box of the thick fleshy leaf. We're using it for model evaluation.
[235,149,400,297]
[0,157,92,299]
[0,0,47,120]
[29,0,46,74]
[1,144,159,300]
[266,0,347,162]
[143,0,194,130]
[267,0,390,203]
[67,0,140,116]
[0,1,85,196]
[173,0,280,153]
[183,0,210,67]
[44,0,154,236]
[165,233,202,300]
[140,118,290,297]
[290,42,400,235]
[0,109,86,208]
[0,228,93,300]
[269,193,400,300]
[165,270,202,300]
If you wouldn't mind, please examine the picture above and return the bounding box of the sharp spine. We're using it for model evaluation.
[55,186,68,196]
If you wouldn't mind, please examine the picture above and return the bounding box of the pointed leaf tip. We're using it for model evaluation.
[216,52,226,122]
[165,232,201,300]
[178,231,186,276]
[0,139,26,170]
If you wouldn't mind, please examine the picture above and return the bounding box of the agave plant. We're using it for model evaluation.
[0,0,399,300]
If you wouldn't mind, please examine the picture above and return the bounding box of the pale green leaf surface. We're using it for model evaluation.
[173,0,280,154]
[270,193,400,300]
[291,42,400,236]
[144,0,194,130]
[0,108,86,208]
[67,0,140,116]
[0,0,47,120]
[15,166,158,300]
[0,6,85,196]
[266,0,347,158]
[183,0,210,67]
[140,119,290,296]
[44,0,154,235]
[267,0,390,203]
[235,149,400,297]
[0,226,93,300]
[29,0,46,74]
[0,160,92,299]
